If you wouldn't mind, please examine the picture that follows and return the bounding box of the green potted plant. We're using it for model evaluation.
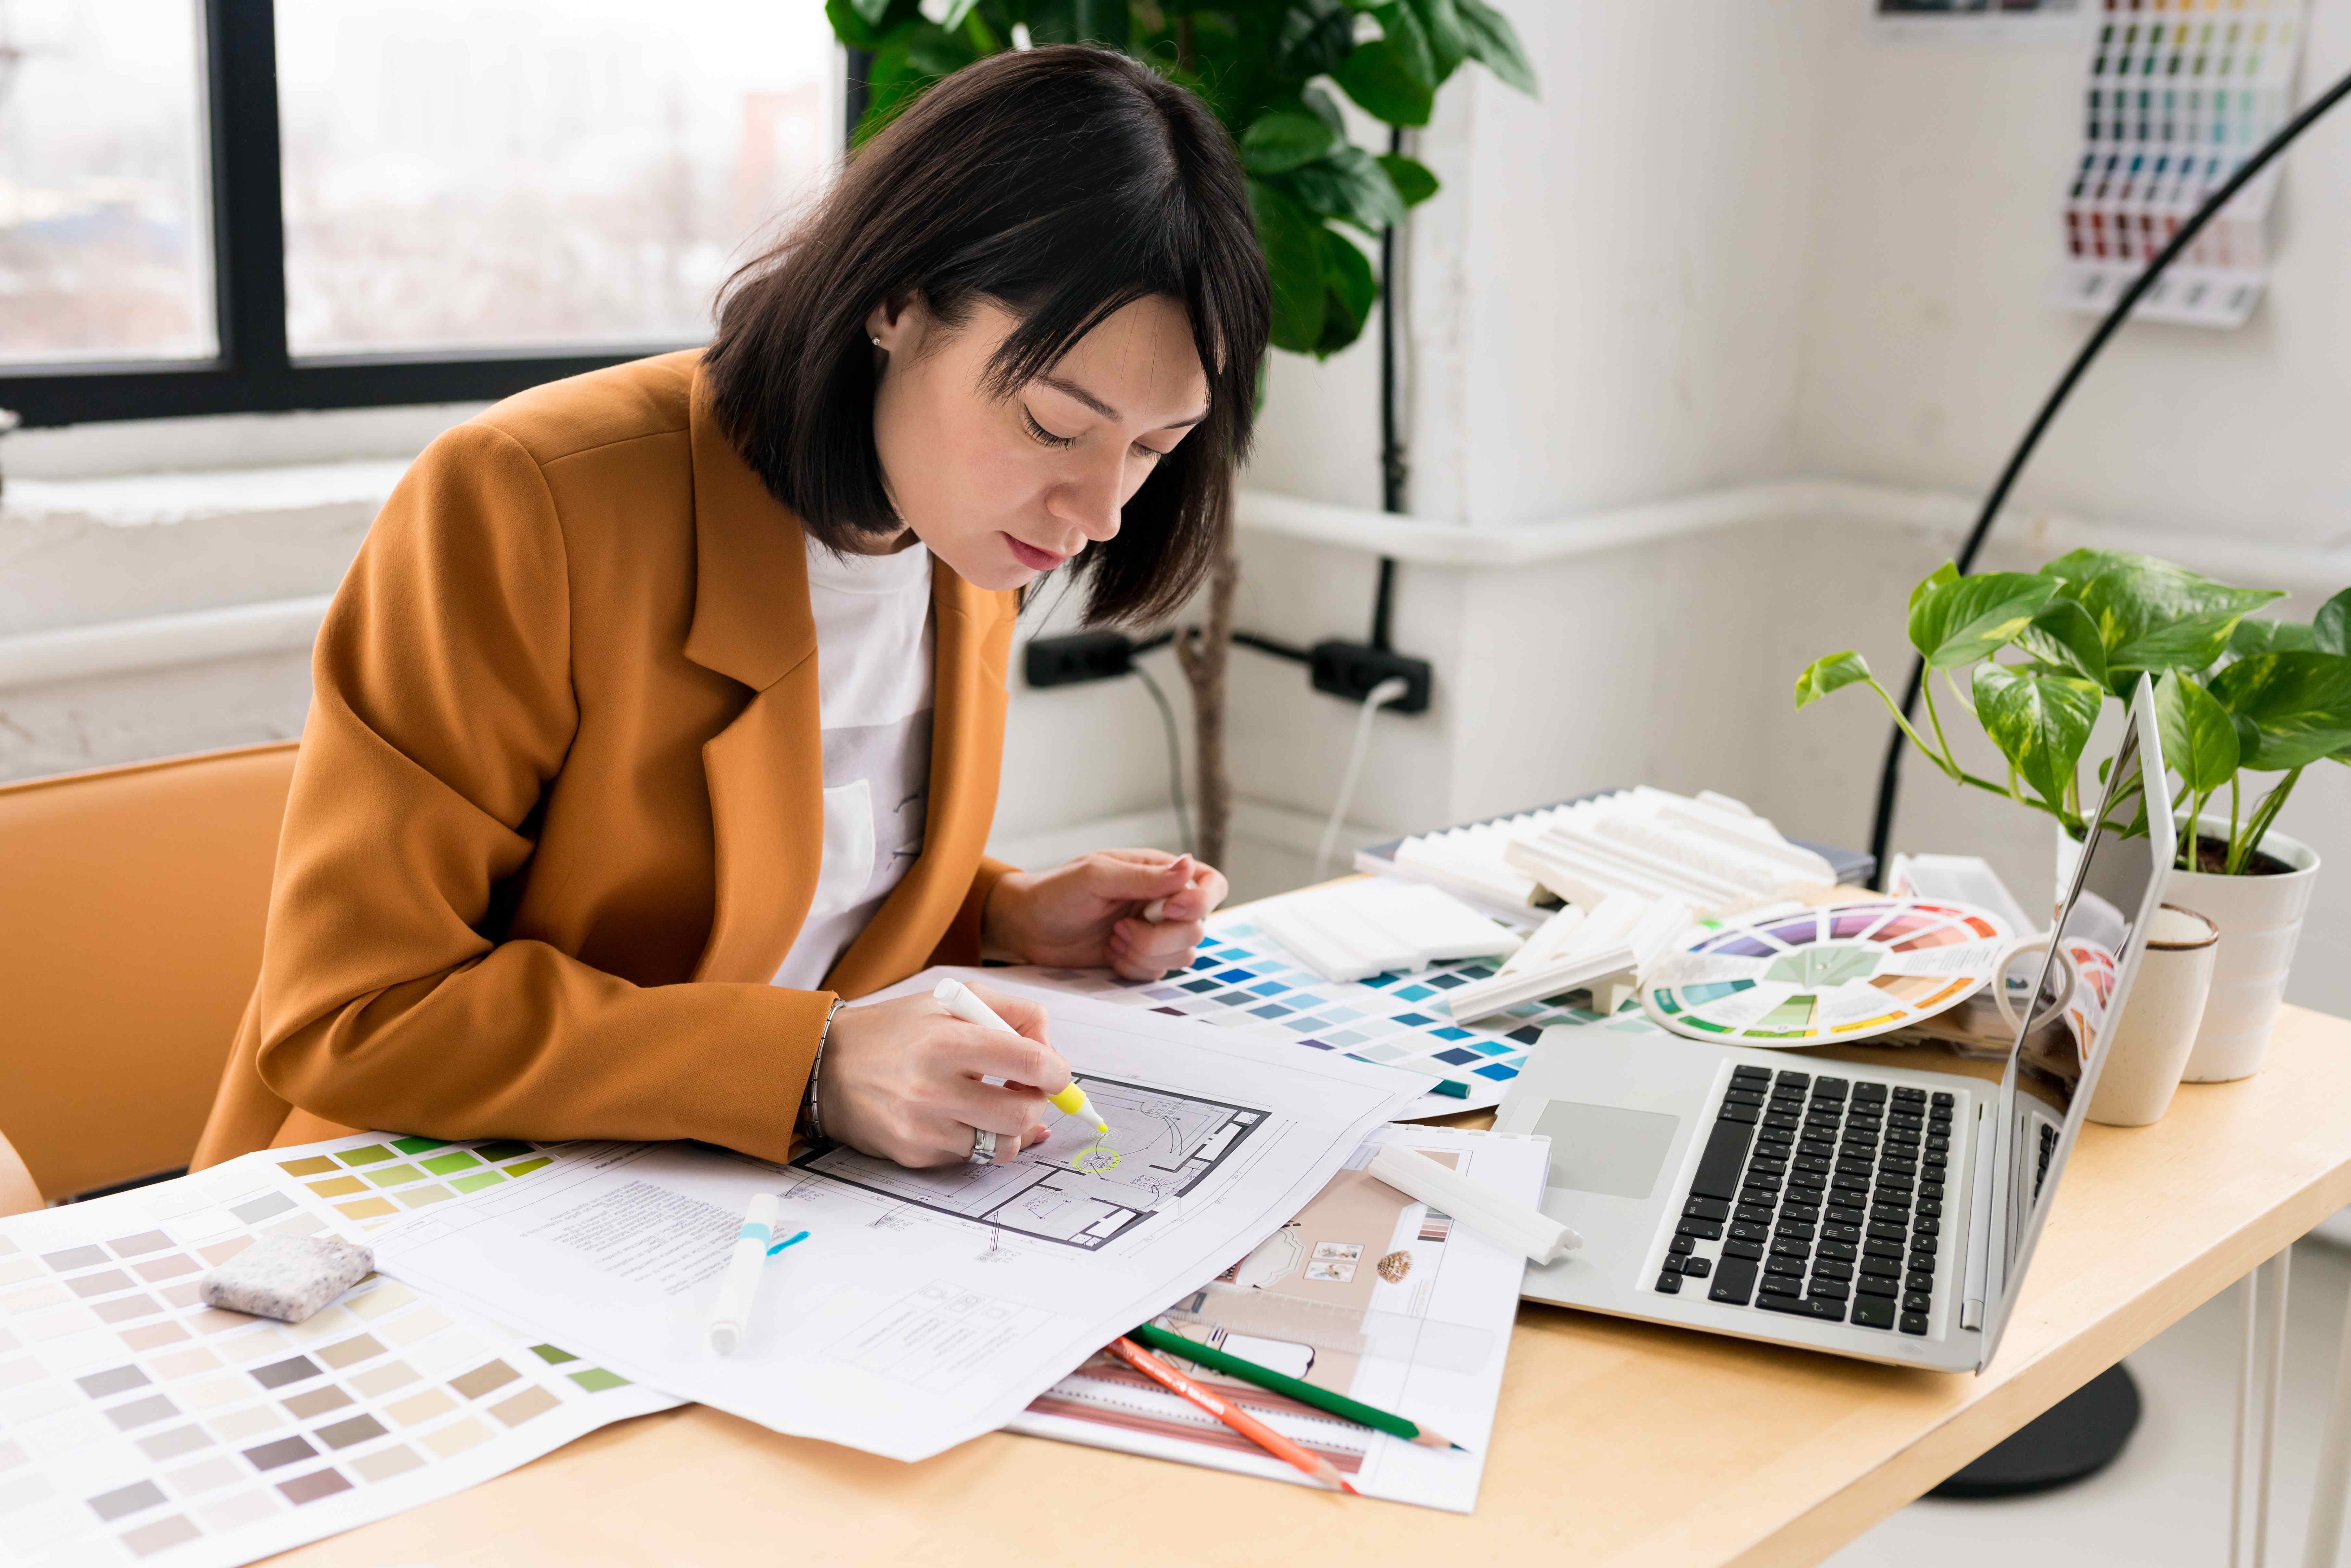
[1793,548,2350,1079]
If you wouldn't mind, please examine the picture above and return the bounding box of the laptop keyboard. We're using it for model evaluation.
[1652,1066,1955,1336]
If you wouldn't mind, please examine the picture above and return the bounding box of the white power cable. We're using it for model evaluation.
[1314,676,1411,882]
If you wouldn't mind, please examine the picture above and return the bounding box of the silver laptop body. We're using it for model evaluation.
[1498,677,2174,1372]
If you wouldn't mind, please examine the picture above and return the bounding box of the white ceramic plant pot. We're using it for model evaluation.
[2056,817,2320,1083]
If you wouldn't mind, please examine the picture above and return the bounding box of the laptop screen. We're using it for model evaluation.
[1977,678,2173,1359]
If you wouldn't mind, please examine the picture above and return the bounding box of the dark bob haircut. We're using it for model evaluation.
[704,45,1270,627]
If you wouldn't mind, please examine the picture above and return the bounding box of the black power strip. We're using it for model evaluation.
[1025,629,1431,713]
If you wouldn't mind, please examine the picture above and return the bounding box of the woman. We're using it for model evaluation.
[193,46,1270,1174]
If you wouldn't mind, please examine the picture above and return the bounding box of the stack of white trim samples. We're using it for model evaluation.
[1439,890,1696,1023]
[1392,788,1834,920]
[1251,879,1521,984]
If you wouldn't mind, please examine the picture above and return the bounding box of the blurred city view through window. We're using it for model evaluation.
[276,0,838,357]
[0,0,837,371]
[0,0,216,365]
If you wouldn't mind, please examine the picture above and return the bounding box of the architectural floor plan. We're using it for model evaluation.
[798,1076,1268,1249]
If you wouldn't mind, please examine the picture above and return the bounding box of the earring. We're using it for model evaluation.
[871,336,883,348]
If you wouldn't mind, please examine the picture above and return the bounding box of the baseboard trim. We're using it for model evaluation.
[13,477,2344,693]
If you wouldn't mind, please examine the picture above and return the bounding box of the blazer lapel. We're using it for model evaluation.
[822,563,1013,998]
[684,364,824,984]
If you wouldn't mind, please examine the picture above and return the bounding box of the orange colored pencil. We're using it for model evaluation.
[1105,1335,1362,1496]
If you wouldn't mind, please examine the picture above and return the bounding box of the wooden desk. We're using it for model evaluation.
[272,1004,2351,1568]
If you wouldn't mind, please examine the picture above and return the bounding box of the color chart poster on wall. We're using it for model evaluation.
[2052,0,2309,328]
[1874,0,2092,44]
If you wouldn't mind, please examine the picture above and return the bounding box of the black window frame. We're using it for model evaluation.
[4,0,846,428]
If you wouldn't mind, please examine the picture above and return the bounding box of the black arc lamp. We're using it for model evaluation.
[1874,63,2351,1500]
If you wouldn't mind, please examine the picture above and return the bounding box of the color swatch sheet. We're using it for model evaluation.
[369,982,1431,1463]
[0,1136,674,1568]
[1008,1125,1544,1512]
[976,908,1613,1118]
[2053,0,2309,328]
[1643,899,2016,1046]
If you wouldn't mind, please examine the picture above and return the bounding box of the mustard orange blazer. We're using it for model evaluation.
[194,351,1018,1170]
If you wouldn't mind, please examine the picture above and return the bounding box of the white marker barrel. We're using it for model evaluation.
[708,1192,780,1356]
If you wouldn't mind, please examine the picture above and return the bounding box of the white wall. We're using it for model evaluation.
[1229,0,1853,865]
[1796,1,2351,545]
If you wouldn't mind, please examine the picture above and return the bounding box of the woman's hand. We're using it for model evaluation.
[817,984,1067,1168]
[983,850,1228,980]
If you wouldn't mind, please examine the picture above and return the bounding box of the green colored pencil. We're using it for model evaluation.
[1129,1320,1465,1451]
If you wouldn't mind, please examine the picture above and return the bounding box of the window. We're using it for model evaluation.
[0,0,215,364]
[0,0,840,426]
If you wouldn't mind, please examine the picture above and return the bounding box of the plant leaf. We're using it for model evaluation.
[2069,561,2285,689]
[854,30,935,142]
[1336,37,1437,125]
[2229,617,2318,657]
[1023,0,1128,45]
[1405,0,1469,81]
[904,20,980,78]
[1909,561,1958,613]
[1370,2,1437,87]
[2039,546,2151,588]
[2317,588,2351,656]
[1908,572,2060,669]
[1277,1,1357,80]
[1795,651,1873,710]
[1973,664,2103,812]
[1314,226,1379,356]
[2014,597,2108,687]
[2154,672,2240,794]
[927,0,982,29]
[1276,144,1407,235]
[827,0,921,51]
[1249,179,1329,355]
[1241,111,1339,174]
[2207,651,2351,771]
[1452,0,1538,95]
[1378,152,1440,206]
[1302,84,1348,139]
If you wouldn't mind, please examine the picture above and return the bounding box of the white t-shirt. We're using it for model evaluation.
[769,533,937,992]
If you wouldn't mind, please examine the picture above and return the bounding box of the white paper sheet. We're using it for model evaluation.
[368,981,1430,1462]
[0,1137,674,1568]
[1006,1126,1544,1512]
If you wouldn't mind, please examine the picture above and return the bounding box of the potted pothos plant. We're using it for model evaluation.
[1793,548,2350,1079]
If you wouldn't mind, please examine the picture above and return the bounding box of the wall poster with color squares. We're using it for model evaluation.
[0,1134,676,1568]
[2052,0,2310,328]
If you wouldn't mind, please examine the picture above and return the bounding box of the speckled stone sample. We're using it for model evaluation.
[199,1233,375,1323]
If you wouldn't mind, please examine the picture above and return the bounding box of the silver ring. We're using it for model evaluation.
[967,1128,997,1165]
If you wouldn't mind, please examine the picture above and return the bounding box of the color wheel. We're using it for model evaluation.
[1642,898,2018,1047]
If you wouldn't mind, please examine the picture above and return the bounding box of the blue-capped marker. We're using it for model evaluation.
[710,1193,805,1356]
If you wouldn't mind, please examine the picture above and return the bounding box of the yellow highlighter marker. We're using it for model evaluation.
[932,978,1109,1134]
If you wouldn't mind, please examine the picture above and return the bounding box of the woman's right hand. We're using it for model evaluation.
[815,985,1068,1168]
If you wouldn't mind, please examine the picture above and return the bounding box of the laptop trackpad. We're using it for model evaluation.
[1534,1100,1680,1201]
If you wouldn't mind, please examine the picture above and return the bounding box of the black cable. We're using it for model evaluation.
[1865,63,2351,884]
[1232,630,1313,664]
[1131,662,1192,855]
[1373,123,1406,652]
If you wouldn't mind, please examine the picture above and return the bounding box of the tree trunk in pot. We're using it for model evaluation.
[1173,540,1238,870]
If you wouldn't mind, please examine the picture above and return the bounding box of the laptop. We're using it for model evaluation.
[1496,675,2174,1370]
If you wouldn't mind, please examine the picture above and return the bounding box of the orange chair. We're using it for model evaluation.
[0,741,296,1208]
